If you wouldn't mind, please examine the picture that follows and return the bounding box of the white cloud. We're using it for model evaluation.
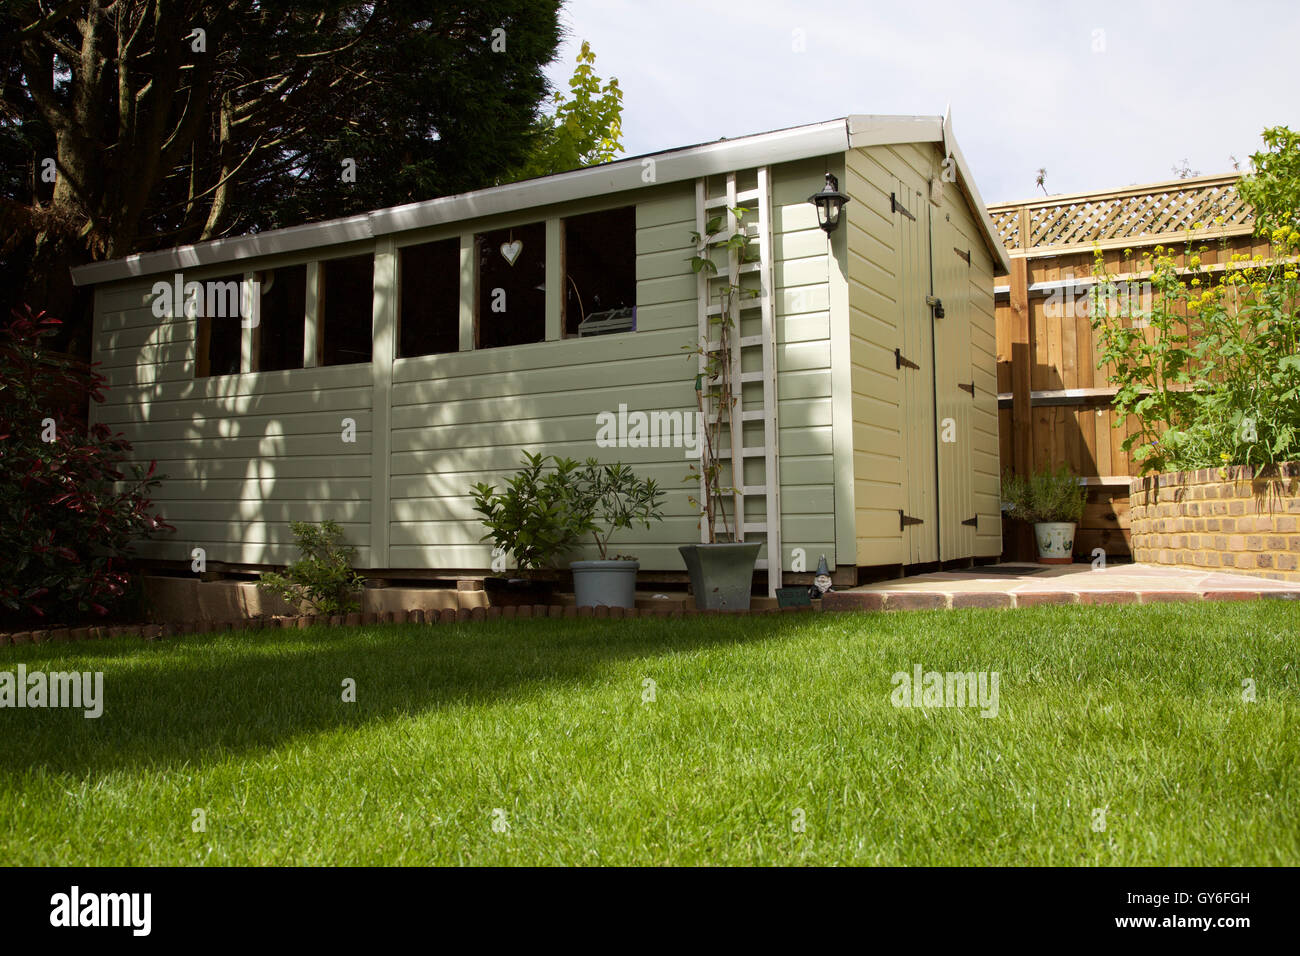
[549,0,1300,202]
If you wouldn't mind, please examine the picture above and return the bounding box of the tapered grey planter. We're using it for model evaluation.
[678,542,761,610]
[571,560,639,609]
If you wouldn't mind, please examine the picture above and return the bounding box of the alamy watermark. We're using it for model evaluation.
[151,273,259,326]
[891,664,999,718]
[1,665,103,718]
[1044,276,1153,322]
[50,886,150,936]
[595,403,703,458]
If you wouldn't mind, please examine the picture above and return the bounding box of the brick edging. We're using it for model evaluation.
[0,604,818,648]
[820,589,1300,611]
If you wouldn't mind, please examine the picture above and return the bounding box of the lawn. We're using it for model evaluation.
[1,602,1297,866]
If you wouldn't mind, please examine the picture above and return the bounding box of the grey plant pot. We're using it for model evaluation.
[570,560,639,609]
[678,542,761,610]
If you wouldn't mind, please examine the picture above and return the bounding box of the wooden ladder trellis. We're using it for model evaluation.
[694,168,782,598]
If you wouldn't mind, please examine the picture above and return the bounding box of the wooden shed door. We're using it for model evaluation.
[894,181,939,564]
[931,206,976,561]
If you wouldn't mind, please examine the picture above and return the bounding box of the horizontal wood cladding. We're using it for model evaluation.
[97,166,841,573]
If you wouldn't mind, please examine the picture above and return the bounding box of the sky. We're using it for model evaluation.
[544,0,1300,205]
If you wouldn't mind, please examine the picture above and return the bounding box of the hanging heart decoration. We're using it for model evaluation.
[500,240,523,266]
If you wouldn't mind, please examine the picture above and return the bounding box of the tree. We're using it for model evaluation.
[512,39,623,180]
[0,1,564,351]
[1239,126,1300,235]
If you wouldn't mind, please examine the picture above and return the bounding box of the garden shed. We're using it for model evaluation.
[71,113,1010,595]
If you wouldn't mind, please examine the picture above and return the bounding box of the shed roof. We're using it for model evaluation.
[70,113,1010,286]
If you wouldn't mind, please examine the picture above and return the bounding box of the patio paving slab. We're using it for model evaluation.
[821,562,1300,611]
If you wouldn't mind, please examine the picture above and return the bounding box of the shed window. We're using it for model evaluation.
[196,274,243,377]
[563,206,636,337]
[254,264,306,372]
[320,254,374,366]
[475,221,545,349]
[399,239,460,357]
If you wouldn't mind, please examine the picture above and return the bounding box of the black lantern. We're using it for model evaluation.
[808,173,850,234]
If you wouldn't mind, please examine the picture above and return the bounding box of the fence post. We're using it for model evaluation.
[1008,206,1035,559]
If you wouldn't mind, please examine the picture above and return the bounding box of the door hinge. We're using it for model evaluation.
[954,247,971,264]
[957,380,975,397]
[891,192,916,221]
[895,347,920,371]
[961,515,979,528]
[899,510,925,530]
[925,295,945,319]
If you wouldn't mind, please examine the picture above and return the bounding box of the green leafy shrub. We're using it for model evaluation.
[258,520,364,616]
[470,452,586,575]
[568,459,665,559]
[1091,126,1300,473]
[1001,467,1086,524]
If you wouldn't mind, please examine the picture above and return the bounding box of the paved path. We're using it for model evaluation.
[821,562,1300,611]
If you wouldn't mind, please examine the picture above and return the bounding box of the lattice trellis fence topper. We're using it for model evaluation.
[988,174,1254,252]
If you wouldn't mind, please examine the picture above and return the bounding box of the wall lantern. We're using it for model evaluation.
[808,173,850,234]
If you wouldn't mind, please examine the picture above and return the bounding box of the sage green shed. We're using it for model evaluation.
[71,114,1011,593]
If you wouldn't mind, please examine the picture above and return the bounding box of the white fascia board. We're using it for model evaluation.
[371,120,850,236]
[70,213,374,287]
[847,112,1010,276]
[942,111,1013,276]
[846,114,943,148]
[72,119,851,287]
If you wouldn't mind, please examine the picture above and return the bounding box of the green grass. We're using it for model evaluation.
[1,602,1297,865]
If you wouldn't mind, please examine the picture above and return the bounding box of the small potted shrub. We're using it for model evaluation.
[568,460,665,608]
[470,452,585,605]
[1001,466,1087,564]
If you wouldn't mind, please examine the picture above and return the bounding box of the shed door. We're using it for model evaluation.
[894,179,938,564]
[931,206,976,561]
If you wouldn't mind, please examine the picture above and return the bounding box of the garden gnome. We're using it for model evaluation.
[810,554,832,600]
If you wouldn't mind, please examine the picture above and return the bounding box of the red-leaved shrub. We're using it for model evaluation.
[0,306,173,624]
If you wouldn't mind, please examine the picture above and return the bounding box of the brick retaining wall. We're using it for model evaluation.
[1129,463,1300,582]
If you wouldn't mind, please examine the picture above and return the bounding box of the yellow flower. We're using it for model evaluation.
[1220,452,1231,462]
[1189,255,1200,268]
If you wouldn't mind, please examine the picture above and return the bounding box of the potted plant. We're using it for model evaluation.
[567,460,665,608]
[677,208,761,609]
[470,452,585,605]
[1001,466,1087,564]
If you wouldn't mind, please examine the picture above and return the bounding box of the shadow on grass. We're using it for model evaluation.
[0,616,812,778]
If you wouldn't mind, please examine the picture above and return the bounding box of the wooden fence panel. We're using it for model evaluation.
[990,173,1260,560]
